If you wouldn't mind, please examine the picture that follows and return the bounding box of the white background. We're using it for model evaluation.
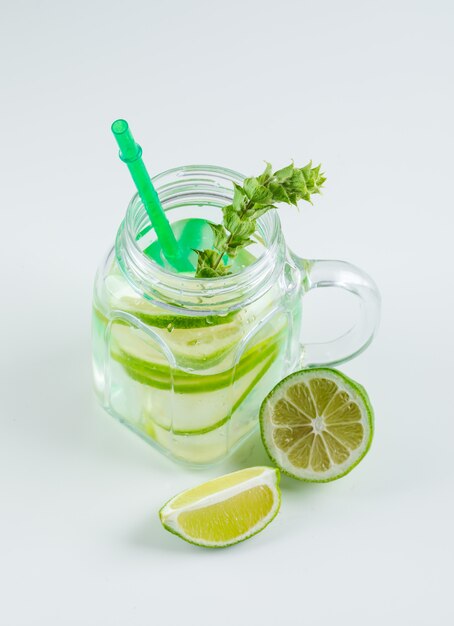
[1,1,453,624]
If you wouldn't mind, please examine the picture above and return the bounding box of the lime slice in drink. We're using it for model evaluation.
[145,408,261,464]
[107,315,244,369]
[111,328,283,433]
[105,272,236,329]
[110,323,283,391]
[159,467,281,547]
[260,368,374,482]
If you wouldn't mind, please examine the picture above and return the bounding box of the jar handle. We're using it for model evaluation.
[291,254,381,367]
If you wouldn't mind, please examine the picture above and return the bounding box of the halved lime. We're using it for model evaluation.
[159,467,281,547]
[260,368,374,482]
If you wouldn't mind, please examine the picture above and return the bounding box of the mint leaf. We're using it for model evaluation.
[257,161,273,184]
[194,249,230,277]
[269,182,290,203]
[194,160,325,278]
[209,222,228,250]
[232,184,248,212]
[235,219,256,239]
[250,184,273,205]
[223,206,242,234]
[243,177,259,200]
[274,163,294,182]
[247,205,276,220]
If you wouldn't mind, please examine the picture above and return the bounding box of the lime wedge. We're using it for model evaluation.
[159,467,281,547]
[260,368,374,482]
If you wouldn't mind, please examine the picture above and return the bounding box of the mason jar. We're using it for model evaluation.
[92,165,380,466]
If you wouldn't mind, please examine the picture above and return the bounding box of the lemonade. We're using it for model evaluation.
[91,161,308,466]
[92,157,379,466]
[92,247,297,465]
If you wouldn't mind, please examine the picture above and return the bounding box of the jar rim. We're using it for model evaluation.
[116,164,285,312]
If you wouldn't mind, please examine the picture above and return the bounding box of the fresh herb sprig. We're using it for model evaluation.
[194,161,326,277]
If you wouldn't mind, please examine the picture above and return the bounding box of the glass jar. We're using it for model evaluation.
[92,165,380,466]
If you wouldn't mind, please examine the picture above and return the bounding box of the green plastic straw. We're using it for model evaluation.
[111,119,192,272]
[144,217,208,267]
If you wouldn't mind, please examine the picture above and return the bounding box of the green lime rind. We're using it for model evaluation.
[166,344,235,370]
[167,341,237,370]
[94,303,237,330]
[94,306,242,368]
[113,341,279,393]
[111,330,284,393]
[127,309,237,329]
[145,351,278,436]
[111,323,241,370]
[259,367,374,483]
[158,468,281,549]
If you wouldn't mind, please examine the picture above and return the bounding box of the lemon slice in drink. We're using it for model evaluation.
[260,368,374,482]
[159,467,281,548]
